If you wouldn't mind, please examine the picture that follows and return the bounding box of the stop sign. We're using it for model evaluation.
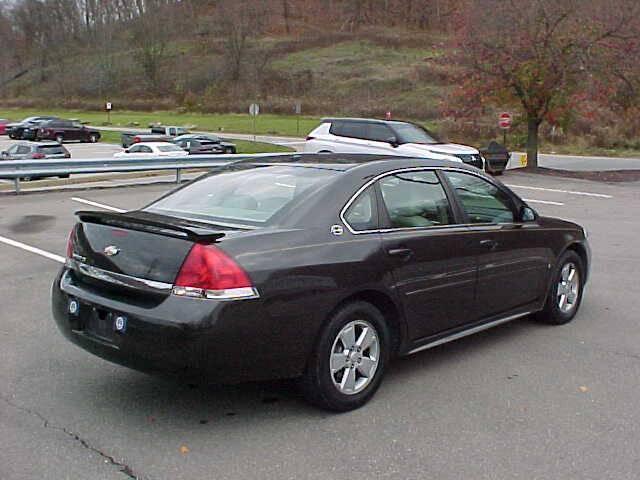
[499,112,512,130]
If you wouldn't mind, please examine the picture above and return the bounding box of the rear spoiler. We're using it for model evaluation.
[76,210,227,242]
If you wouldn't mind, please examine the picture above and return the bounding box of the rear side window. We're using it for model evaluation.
[379,171,452,228]
[38,145,65,154]
[344,186,377,231]
[444,171,515,224]
[147,165,338,226]
[330,121,367,139]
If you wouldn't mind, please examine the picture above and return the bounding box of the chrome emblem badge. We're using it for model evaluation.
[330,225,344,236]
[103,245,120,257]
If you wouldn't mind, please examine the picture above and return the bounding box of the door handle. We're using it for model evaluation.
[387,247,413,259]
[479,239,499,250]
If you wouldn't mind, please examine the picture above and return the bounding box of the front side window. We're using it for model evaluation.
[16,146,30,154]
[158,145,182,152]
[127,145,141,153]
[389,122,439,145]
[365,124,394,142]
[379,170,452,228]
[344,186,377,231]
[444,171,515,224]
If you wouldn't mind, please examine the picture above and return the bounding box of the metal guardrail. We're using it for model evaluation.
[0,153,300,193]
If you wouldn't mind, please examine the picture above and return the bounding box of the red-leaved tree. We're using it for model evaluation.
[445,0,640,167]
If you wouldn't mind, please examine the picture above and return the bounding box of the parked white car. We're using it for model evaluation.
[114,142,187,158]
[303,118,485,169]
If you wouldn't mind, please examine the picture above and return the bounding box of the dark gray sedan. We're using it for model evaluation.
[1,141,70,160]
[1,141,71,180]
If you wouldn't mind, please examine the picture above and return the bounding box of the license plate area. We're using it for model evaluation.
[84,307,116,342]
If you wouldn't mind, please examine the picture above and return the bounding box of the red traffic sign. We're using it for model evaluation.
[498,112,512,129]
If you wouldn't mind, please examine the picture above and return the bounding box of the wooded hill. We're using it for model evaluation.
[2,0,639,157]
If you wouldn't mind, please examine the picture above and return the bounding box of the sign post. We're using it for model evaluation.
[294,102,302,136]
[105,101,113,124]
[249,103,260,141]
[498,112,512,147]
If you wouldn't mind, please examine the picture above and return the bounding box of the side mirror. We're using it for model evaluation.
[519,205,536,222]
[124,149,130,153]
[386,136,399,148]
[1,151,7,157]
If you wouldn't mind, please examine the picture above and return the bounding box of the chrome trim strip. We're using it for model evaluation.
[405,311,533,356]
[339,166,497,235]
[71,260,173,293]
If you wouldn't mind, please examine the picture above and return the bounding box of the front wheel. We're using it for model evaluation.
[88,134,98,143]
[534,250,585,325]
[55,134,64,144]
[300,301,390,411]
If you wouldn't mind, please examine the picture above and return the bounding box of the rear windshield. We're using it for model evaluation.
[158,145,183,152]
[390,122,439,144]
[146,164,337,226]
[37,145,66,154]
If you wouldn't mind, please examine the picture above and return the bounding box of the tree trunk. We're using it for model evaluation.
[526,116,540,169]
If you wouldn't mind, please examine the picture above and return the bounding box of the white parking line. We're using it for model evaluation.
[522,198,564,206]
[506,184,612,199]
[0,235,65,264]
[71,197,126,213]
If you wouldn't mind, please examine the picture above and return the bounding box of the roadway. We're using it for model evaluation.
[1,170,639,479]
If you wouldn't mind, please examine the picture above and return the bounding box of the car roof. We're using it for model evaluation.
[135,142,178,147]
[237,153,477,174]
[320,117,418,126]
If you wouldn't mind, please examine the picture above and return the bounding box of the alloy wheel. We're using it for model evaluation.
[557,262,580,314]
[329,320,380,395]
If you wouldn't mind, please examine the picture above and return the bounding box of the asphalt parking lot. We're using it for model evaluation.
[1,170,639,479]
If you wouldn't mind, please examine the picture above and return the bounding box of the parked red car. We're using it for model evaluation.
[0,119,9,135]
[37,119,101,143]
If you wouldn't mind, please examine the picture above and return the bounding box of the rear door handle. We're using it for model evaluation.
[480,239,499,250]
[387,248,413,259]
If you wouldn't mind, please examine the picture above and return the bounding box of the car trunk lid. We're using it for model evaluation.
[72,210,235,285]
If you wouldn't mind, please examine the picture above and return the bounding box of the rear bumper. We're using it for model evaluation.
[52,268,309,383]
[485,161,507,173]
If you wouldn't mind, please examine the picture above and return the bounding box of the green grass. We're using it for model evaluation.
[2,107,320,137]
[96,129,121,144]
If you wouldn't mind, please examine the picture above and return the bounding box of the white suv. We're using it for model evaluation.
[303,118,485,169]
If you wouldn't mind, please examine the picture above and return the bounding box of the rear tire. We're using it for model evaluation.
[299,301,390,411]
[318,150,333,154]
[533,250,585,325]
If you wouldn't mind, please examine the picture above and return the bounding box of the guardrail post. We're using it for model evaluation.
[14,177,21,194]
[176,169,182,184]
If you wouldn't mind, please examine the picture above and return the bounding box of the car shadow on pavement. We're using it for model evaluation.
[58,317,545,428]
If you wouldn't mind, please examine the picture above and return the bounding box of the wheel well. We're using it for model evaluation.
[332,290,404,356]
[566,242,589,281]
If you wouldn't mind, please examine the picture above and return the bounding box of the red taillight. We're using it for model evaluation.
[306,136,315,141]
[133,136,141,143]
[173,244,256,300]
[31,152,45,159]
